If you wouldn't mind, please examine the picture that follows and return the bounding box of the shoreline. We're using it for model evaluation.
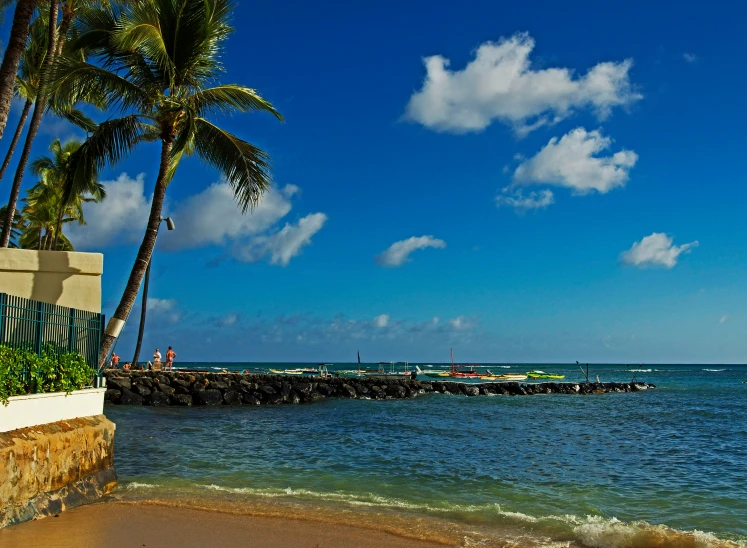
[0,502,449,548]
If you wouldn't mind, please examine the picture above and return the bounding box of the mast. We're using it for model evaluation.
[451,348,455,375]
[358,351,361,374]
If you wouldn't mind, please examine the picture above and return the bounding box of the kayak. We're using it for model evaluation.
[269,369,304,375]
[526,370,565,380]
[480,374,528,381]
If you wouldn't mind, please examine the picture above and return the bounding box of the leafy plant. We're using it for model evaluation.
[0,345,96,405]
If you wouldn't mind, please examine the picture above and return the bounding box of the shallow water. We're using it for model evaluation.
[107,364,747,547]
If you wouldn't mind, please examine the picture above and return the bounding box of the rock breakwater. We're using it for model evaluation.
[104,371,655,407]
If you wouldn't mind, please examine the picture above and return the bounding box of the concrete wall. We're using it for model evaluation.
[0,249,103,313]
[0,415,116,528]
[0,389,106,433]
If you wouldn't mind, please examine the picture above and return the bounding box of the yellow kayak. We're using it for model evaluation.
[526,371,565,379]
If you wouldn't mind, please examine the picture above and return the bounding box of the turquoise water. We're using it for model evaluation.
[107,364,747,547]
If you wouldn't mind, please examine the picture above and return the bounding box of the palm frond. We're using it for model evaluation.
[193,118,272,212]
[189,84,283,120]
[49,56,150,112]
[63,114,156,203]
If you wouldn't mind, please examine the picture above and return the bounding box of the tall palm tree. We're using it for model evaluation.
[52,0,283,365]
[25,137,104,249]
[0,15,48,182]
[0,0,38,140]
[0,0,61,247]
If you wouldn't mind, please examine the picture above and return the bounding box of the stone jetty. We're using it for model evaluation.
[103,370,655,407]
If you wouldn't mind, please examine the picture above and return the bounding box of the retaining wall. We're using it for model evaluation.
[0,415,117,528]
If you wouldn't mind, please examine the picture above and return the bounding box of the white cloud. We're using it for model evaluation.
[373,314,390,328]
[513,128,638,194]
[719,315,728,324]
[376,236,446,267]
[148,297,177,312]
[219,314,239,327]
[404,33,641,135]
[68,173,150,249]
[71,175,326,266]
[233,213,327,266]
[449,315,475,330]
[146,297,181,323]
[496,189,554,211]
[683,53,698,63]
[621,233,698,269]
[162,183,295,250]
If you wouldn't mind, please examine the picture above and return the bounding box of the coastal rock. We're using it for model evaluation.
[158,384,176,396]
[108,377,131,391]
[131,384,151,397]
[195,389,223,406]
[316,383,333,396]
[171,394,193,406]
[147,391,170,406]
[464,386,480,397]
[386,385,406,398]
[340,384,357,398]
[208,381,229,391]
[260,385,277,396]
[242,394,260,405]
[105,389,121,404]
[119,388,143,406]
[223,391,241,405]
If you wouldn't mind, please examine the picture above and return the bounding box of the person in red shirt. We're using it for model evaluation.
[111,353,120,369]
[165,346,177,371]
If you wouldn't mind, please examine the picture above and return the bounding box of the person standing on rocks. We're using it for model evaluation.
[166,346,177,371]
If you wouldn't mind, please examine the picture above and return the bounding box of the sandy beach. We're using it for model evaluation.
[0,502,446,548]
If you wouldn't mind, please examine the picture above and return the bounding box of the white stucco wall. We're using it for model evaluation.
[0,249,103,313]
[0,389,107,433]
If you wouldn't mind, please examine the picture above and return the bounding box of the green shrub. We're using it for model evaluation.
[0,345,96,406]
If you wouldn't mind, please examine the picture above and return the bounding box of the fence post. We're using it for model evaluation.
[35,301,45,357]
[0,293,6,344]
[68,307,76,353]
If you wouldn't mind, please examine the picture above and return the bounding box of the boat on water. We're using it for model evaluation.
[415,365,451,377]
[480,373,528,381]
[526,370,565,380]
[365,361,415,380]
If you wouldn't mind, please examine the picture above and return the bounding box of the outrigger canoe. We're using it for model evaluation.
[480,373,528,381]
[526,370,565,380]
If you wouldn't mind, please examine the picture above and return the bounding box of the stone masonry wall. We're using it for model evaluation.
[0,415,117,528]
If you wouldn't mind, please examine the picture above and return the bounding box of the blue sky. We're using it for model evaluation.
[2,0,747,363]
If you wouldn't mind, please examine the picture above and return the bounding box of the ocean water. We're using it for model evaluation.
[107,364,747,547]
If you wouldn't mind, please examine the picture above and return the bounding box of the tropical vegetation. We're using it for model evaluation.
[0,0,282,365]
[0,345,96,405]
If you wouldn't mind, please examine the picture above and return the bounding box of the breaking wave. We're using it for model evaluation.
[115,482,746,548]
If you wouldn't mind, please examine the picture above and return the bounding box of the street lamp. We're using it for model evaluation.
[131,217,175,368]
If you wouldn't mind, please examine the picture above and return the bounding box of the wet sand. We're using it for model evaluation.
[0,502,446,547]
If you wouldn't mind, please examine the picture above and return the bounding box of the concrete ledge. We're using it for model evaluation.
[0,388,106,433]
[0,249,103,312]
[0,415,116,528]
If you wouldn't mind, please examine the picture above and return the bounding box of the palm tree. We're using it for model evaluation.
[52,0,283,365]
[0,0,61,248]
[0,0,38,140]
[24,138,105,249]
[0,15,48,182]
[0,205,24,247]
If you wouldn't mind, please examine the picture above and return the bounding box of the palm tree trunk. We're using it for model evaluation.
[0,0,37,140]
[55,9,73,58]
[99,139,173,366]
[131,258,152,367]
[0,99,32,183]
[0,0,59,248]
[52,204,64,249]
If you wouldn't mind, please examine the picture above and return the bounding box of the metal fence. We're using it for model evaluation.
[0,293,104,369]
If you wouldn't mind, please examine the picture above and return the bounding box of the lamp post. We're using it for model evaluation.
[131,217,175,368]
